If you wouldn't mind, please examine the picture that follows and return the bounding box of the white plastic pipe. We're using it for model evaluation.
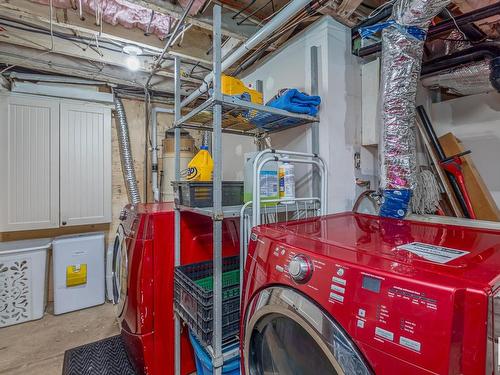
[151,107,174,202]
[180,0,310,107]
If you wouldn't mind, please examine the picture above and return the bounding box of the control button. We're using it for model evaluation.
[332,277,347,286]
[358,308,366,318]
[275,265,284,273]
[329,292,344,303]
[288,255,313,283]
[331,284,345,294]
[357,319,365,328]
[375,327,394,342]
[337,268,345,277]
[399,336,421,352]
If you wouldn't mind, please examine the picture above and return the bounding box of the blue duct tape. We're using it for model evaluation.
[359,20,426,41]
[379,189,412,219]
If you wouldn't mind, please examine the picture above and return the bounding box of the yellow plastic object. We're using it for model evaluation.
[186,146,213,181]
[66,264,87,287]
[221,75,263,104]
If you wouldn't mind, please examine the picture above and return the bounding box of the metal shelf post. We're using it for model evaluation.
[211,4,224,374]
[173,55,182,375]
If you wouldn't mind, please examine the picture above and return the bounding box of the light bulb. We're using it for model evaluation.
[123,45,143,72]
[126,55,141,71]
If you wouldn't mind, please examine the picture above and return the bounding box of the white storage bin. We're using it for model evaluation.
[0,238,51,327]
[52,232,105,315]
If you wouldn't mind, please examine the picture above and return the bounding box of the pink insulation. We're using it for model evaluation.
[30,0,174,39]
[178,0,207,15]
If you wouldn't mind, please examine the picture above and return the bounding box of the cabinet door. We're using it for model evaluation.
[60,102,111,226]
[0,94,60,231]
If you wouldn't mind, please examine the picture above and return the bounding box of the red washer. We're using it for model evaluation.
[113,203,239,375]
[241,212,500,375]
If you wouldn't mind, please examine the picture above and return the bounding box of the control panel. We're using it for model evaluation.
[268,243,456,375]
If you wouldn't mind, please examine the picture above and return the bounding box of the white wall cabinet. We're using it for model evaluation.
[0,93,112,232]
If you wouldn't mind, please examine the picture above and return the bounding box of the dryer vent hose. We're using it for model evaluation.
[114,97,141,205]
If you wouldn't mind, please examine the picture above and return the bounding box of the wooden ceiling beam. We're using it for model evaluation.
[0,0,214,65]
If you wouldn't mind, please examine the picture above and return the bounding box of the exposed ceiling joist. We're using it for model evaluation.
[337,0,364,19]
[0,0,214,65]
[0,42,180,92]
[0,23,205,86]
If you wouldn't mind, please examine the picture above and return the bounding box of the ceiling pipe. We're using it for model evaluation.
[427,2,500,38]
[422,42,500,75]
[356,2,500,57]
[181,0,312,108]
[151,107,174,202]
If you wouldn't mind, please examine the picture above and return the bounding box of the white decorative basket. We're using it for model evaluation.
[0,239,51,327]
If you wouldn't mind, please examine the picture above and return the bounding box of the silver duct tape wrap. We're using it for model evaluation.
[421,60,494,96]
[114,97,141,204]
[380,0,450,190]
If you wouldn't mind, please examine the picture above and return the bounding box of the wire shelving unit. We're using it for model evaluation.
[172,5,322,375]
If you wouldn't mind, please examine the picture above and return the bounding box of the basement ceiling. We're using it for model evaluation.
[0,0,499,96]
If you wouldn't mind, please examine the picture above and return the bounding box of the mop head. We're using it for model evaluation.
[411,170,441,214]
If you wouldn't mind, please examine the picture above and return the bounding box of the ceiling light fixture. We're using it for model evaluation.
[123,45,143,72]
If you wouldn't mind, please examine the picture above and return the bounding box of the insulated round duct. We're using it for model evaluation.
[114,97,141,205]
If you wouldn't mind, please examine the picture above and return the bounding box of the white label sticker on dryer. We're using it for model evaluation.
[396,242,469,264]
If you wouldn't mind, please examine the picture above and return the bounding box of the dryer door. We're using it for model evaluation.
[112,224,128,315]
[243,287,373,375]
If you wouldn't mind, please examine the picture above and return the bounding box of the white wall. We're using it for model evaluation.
[431,92,500,206]
[243,16,367,213]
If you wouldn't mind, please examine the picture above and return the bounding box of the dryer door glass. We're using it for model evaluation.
[244,287,372,375]
[249,315,338,375]
[112,225,128,315]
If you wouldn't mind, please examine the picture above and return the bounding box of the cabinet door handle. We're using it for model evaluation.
[61,221,67,226]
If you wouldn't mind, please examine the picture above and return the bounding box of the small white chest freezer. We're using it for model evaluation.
[52,232,105,315]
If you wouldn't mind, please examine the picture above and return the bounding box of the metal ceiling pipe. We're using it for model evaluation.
[151,107,174,202]
[181,0,311,108]
[422,42,500,75]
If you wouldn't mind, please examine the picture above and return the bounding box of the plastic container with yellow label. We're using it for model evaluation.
[221,75,263,104]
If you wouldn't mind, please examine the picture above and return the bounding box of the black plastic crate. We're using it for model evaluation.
[172,181,243,208]
[174,256,240,347]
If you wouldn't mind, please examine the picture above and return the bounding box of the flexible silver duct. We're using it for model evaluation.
[380,0,450,190]
[114,97,141,204]
[422,60,495,96]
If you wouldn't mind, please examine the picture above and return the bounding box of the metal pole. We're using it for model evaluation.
[181,0,311,108]
[212,4,224,374]
[145,0,196,87]
[310,45,321,203]
[173,56,182,375]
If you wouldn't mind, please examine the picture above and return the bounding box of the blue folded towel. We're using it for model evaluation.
[266,89,321,116]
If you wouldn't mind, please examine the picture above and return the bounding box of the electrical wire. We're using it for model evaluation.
[444,8,468,41]
[368,0,395,19]
[49,0,54,51]
[0,18,211,74]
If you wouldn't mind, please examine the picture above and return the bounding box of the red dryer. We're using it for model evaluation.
[112,203,240,375]
[241,212,500,375]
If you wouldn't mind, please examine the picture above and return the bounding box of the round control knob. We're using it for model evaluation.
[288,255,313,283]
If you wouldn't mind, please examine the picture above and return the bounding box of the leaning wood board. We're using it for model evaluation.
[439,132,500,222]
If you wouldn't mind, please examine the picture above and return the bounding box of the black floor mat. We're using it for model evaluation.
[62,335,136,375]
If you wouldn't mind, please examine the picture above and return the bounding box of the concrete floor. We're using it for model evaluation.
[0,303,120,375]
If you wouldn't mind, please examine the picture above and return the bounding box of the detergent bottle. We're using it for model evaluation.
[279,155,295,203]
[186,134,213,181]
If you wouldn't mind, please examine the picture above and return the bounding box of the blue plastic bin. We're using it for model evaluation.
[189,332,240,375]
